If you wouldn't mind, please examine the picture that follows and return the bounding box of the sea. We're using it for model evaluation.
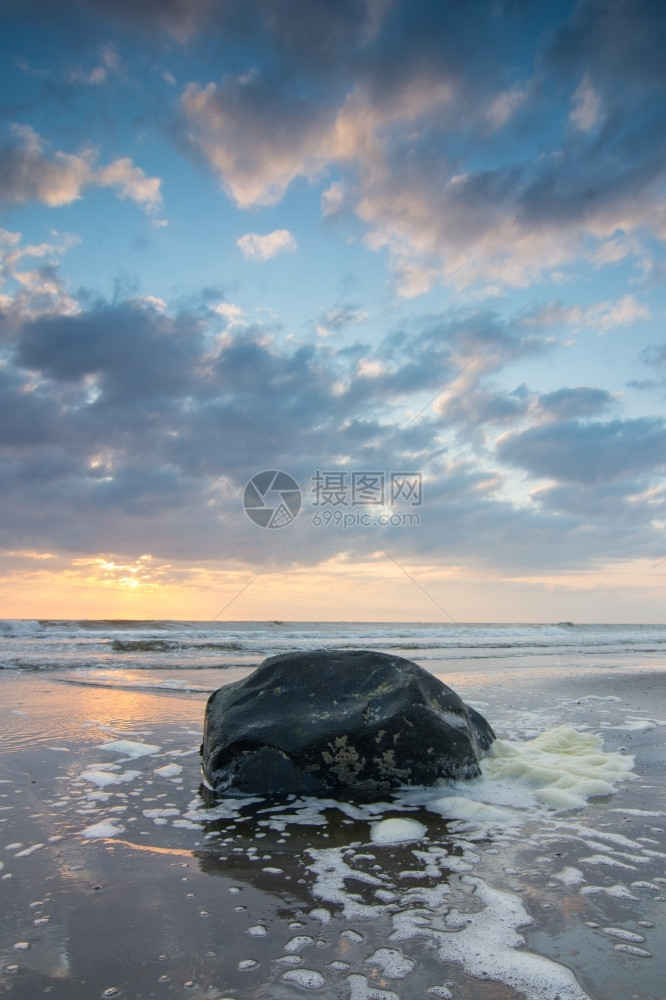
[1,620,665,1000]
[2,618,665,686]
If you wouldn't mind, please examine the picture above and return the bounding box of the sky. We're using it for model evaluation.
[0,0,665,623]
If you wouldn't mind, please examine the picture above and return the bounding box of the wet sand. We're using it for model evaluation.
[1,663,665,1000]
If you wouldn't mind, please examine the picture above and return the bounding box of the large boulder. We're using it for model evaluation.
[201,649,495,797]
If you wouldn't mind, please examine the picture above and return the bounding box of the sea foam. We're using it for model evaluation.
[480,725,634,810]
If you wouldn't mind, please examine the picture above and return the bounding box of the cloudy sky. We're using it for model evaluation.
[1,0,665,621]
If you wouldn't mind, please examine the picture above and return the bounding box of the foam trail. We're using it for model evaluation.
[395,876,591,1000]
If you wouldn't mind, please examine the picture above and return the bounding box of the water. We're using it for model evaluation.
[2,618,665,676]
[0,621,665,999]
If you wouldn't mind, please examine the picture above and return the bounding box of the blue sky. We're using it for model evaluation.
[0,0,664,621]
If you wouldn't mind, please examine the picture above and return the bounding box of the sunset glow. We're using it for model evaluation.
[1,1,665,622]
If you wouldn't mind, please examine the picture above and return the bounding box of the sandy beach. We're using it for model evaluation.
[1,627,665,1000]
[3,0,666,987]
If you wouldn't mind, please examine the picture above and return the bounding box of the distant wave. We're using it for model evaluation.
[111,639,245,653]
[1,659,249,672]
[65,619,184,632]
[53,674,215,694]
[0,618,286,638]
[2,621,665,677]
[0,619,46,638]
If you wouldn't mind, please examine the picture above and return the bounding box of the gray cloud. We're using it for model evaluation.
[16,302,202,400]
[533,478,664,520]
[315,305,368,338]
[0,0,211,41]
[544,0,666,86]
[0,126,162,210]
[171,0,666,293]
[2,284,664,573]
[642,344,666,369]
[630,344,666,396]
[1,0,665,581]
[533,387,615,422]
[497,417,666,485]
[10,1,663,293]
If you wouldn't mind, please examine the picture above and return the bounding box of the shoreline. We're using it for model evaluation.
[1,659,665,999]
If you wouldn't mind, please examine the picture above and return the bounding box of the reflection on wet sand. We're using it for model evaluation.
[187,791,596,1000]
[1,666,664,1000]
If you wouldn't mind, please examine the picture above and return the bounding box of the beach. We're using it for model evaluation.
[1,622,665,1000]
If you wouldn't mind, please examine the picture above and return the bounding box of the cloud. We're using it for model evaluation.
[486,84,529,130]
[213,302,245,327]
[531,387,616,423]
[641,343,666,371]
[432,380,616,444]
[545,0,666,87]
[0,126,94,207]
[315,305,368,337]
[592,295,651,332]
[0,227,79,320]
[0,126,162,211]
[1,271,664,577]
[321,180,347,216]
[1,0,666,587]
[70,42,121,85]
[15,300,205,405]
[174,1,666,296]
[496,418,666,486]
[356,149,666,296]
[16,0,210,41]
[356,357,385,378]
[569,75,603,132]
[532,479,665,521]
[237,229,297,261]
[95,158,162,208]
[435,383,526,434]
[525,295,651,335]
[182,75,334,208]
[630,343,666,395]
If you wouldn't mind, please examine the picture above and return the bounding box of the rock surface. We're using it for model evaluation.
[201,649,495,796]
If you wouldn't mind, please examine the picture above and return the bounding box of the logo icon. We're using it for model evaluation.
[243,470,302,529]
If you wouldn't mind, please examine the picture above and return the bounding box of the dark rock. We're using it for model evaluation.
[201,649,495,796]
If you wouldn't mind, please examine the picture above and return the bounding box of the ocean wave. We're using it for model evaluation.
[2,618,663,640]
[53,675,214,694]
[111,639,245,653]
[0,619,46,638]
[1,659,250,672]
[0,660,51,671]
[70,619,184,631]
[2,621,665,678]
